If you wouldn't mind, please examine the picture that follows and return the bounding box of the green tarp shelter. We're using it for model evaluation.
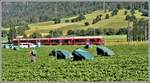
[3,44,13,49]
[51,49,73,59]
[97,45,115,56]
[72,48,94,60]
[3,44,19,50]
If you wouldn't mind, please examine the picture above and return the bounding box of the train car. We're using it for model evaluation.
[12,36,104,45]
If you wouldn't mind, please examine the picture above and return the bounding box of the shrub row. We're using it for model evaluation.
[67,28,127,36]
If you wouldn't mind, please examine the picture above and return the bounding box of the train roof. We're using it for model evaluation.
[54,36,103,39]
[13,36,103,40]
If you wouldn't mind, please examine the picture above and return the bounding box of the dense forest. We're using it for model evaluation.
[2,2,148,28]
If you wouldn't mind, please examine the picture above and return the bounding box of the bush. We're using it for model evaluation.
[53,18,61,24]
[111,8,118,16]
[138,8,142,12]
[77,29,86,36]
[78,14,86,20]
[65,20,69,23]
[92,19,97,24]
[67,30,75,35]
[130,8,135,15]
[92,15,102,24]
[23,34,28,38]
[124,10,128,15]
[71,14,86,23]
[85,22,90,26]
[2,30,8,37]
[141,9,148,16]
[125,15,130,20]
[116,28,127,35]
[130,15,137,21]
[86,28,96,36]
[95,28,103,35]
[29,32,42,38]
[97,14,102,20]
[117,4,121,9]
[47,30,62,38]
[8,27,17,42]
[103,28,116,35]
[105,14,109,19]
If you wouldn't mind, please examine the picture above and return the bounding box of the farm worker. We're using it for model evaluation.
[37,40,41,47]
[30,48,37,63]
[85,40,92,49]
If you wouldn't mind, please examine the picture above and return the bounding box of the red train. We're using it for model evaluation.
[12,36,104,45]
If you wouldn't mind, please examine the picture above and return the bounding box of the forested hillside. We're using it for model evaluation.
[2,2,148,28]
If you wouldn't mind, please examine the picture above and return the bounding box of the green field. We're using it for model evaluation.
[2,43,148,81]
[24,9,148,36]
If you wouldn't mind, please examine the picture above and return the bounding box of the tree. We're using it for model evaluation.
[125,15,130,20]
[111,8,118,16]
[130,15,137,21]
[132,18,148,41]
[95,28,103,35]
[78,14,86,20]
[130,8,135,15]
[47,30,62,37]
[78,29,86,36]
[97,14,102,20]
[92,14,102,24]
[103,28,116,35]
[71,14,86,23]
[124,10,128,15]
[39,14,49,22]
[116,28,127,35]
[23,33,28,38]
[86,28,95,36]
[125,14,136,21]
[65,20,70,23]
[67,30,75,35]
[85,22,90,26]
[105,14,109,19]
[126,14,137,43]
[141,9,148,16]
[127,4,131,10]
[8,27,17,43]
[16,24,30,36]
[2,30,7,37]
[53,30,62,37]
[29,32,42,38]
[117,4,121,9]
[53,18,61,24]
[2,2,148,27]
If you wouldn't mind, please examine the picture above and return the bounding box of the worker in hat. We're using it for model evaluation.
[29,47,37,63]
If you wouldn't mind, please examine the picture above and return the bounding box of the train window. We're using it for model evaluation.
[40,40,48,43]
[63,40,69,43]
[13,41,18,44]
[51,40,60,43]
[20,40,28,42]
[75,39,86,42]
[90,39,96,42]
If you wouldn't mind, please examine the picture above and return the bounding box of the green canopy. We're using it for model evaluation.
[4,44,19,50]
[72,48,94,60]
[97,45,115,56]
[3,44,13,49]
[51,49,73,59]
